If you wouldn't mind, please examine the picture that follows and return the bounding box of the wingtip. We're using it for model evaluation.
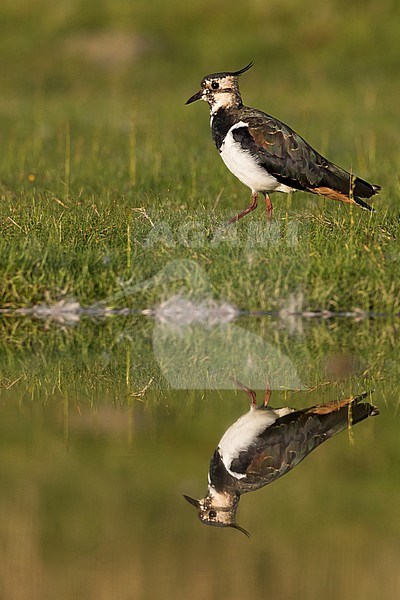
[354,197,376,212]
[352,391,379,416]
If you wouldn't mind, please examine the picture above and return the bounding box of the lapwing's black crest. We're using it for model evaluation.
[201,62,254,84]
[186,64,381,223]
[184,386,378,536]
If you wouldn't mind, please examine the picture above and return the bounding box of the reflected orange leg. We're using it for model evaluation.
[263,387,271,407]
[230,377,257,408]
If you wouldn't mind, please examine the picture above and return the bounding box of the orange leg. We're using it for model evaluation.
[227,192,258,225]
[265,193,273,220]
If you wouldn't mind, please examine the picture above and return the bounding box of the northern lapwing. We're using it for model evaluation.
[184,382,378,537]
[186,63,380,223]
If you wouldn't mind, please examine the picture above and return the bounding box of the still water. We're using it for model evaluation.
[0,312,399,600]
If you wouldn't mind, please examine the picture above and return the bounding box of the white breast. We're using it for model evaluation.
[218,407,295,479]
[220,121,294,194]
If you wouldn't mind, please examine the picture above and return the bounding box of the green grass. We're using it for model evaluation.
[1,0,400,315]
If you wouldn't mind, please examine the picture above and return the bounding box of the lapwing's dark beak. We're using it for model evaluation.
[183,494,200,508]
[185,90,202,105]
[230,523,251,538]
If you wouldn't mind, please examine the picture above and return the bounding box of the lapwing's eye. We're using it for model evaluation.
[211,81,219,90]
[209,510,217,519]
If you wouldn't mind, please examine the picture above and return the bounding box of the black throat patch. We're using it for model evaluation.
[209,449,238,493]
[211,108,241,151]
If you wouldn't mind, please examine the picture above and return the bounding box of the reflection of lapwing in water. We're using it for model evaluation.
[184,382,378,537]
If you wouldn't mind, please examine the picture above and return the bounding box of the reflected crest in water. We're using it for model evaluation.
[184,383,378,537]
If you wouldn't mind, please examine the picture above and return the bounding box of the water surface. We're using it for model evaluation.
[0,313,398,600]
